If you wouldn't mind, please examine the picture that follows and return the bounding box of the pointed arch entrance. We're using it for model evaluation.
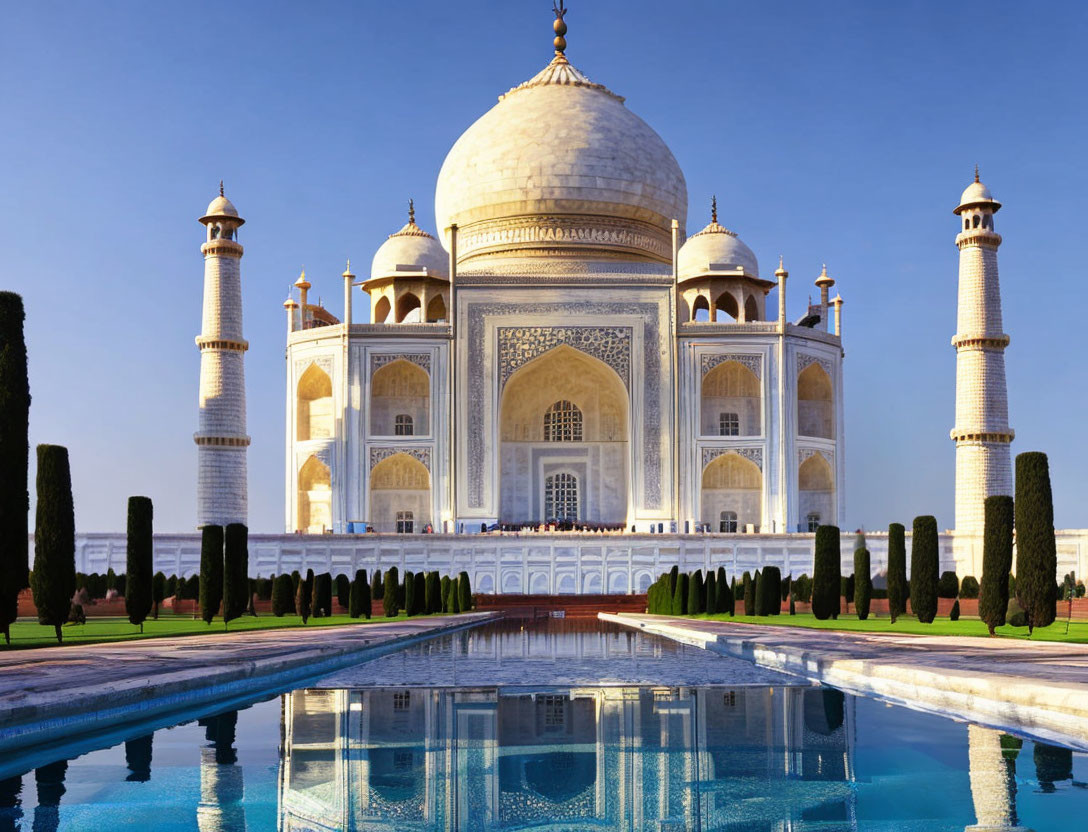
[700,452,762,532]
[499,345,628,525]
[369,452,431,533]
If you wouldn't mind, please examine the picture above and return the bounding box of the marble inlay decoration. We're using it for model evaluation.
[702,446,763,471]
[294,355,333,378]
[370,353,431,375]
[369,447,431,471]
[498,326,632,390]
[798,447,833,467]
[796,353,833,377]
[700,353,762,379]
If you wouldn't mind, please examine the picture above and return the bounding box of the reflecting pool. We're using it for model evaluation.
[0,620,1085,831]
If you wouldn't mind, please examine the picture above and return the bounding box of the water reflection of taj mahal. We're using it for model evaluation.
[280,684,856,830]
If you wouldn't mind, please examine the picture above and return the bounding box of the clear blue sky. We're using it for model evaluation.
[3,1,1086,533]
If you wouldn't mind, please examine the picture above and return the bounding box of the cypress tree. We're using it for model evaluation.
[349,569,369,618]
[853,546,872,621]
[165,574,177,600]
[32,445,77,642]
[107,567,117,593]
[754,570,764,615]
[715,567,728,614]
[458,571,472,611]
[761,566,781,616]
[1015,452,1058,633]
[272,573,293,616]
[222,523,249,626]
[383,567,399,617]
[449,576,461,613]
[198,526,224,624]
[688,570,703,615]
[672,572,688,615]
[404,570,417,616]
[781,574,792,603]
[910,516,939,624]
[298,569,314,622]
[312,572,332,618]
[371,568,383,601]
[425,571,440,613]
[0,293,30,646]
[812,525,841,620]
[887,523,907,623]
[440,574,451,612]
[667,565,679,601]
[979,495,1014,635]
[125,496,154,632]
[705,570,718,614]
[742,571,754,615]
[415,571,426,614]
[720,570,735,615]
[336,574,350,612]
[152,572,165,620]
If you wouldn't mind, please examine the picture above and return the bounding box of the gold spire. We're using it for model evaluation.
[815,263,835,288]
[711,195,718,224]
[342,259,354,277]
[219,180,224,198]
[974,164,980,183]
[553,1,568,55]
[408,198,415,225]
[775,255,787,277]
[295,268,310,290]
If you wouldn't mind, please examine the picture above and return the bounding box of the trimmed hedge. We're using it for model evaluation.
[425,571,440,614]
[223,523,249,625]
[349,569,370,618]
[959,575,980,599]
[415,571,427,615]
[32,445,77,642]
[937,571,960,599]
[812,525,841,620]
[0,293,30,646]
[910,516,939,623]
[887,523,907,622]
[853,547,872,621]
[336,574,350,611]
[272,573,293,616]
[125,496,154,631]
[760,567,781,616]
[383,567,399,617]
[705,570,717,614]
[716,566,732,615]
[199,525,224,625]
[742,571,754,615]
[689,570,704,615]
[458,571,472,611]
[371,568,384,601]
[296,569,313,623]
[1015,452,1057,633]
[440,575,451,612]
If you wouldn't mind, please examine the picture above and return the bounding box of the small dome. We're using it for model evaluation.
[205,194,238,217]
[370,218,448,281]
[677,219,759,280]
[954,175,1001,214]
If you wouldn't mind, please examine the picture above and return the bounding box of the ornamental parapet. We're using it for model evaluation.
[193,433,251,447]
[950,428,1014,444]
[201,239,244,257]
[950,333,1010,349]
[195,336,249,352]
[955,230,1002,249]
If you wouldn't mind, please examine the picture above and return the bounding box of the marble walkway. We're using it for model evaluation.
[601,613,1088,749]
[0,613,495,753]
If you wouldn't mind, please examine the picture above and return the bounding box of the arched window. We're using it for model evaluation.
[692,295,711,322]
[426,294,447,322]
[544,400,582,442]
[806,512,820,532]
[396,510,414,534]
[744,295,759,322]
[719,412,740,436]
[720,510,738,533]
[210,225,220,240]
[394,414,413,436]
[964,218,970,231]
[973,214,981,228]
[544,472,579,522]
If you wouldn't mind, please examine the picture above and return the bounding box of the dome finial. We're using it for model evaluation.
[974,164,980,183]
[219,180,224,198]
[553,1,568,55]
[711,195,718,224]
[408,198,416,225]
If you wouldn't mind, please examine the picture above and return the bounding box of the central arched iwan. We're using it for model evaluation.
[369,452,431,533]
[701,452,762,533]
[499,345,628,525]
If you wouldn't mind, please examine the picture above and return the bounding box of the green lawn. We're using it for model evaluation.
[1,612,440,650]
[685,612,1088,643]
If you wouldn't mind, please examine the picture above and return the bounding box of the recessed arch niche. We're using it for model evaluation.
[297,363,334,441]
[798,453,834,531]
[498,345,628,525]
[370,359,429,436]
[298,455,332,533]
[701,360,760,437]
[369,452,431,533]
[700,453,762,532]
[798,363,834,438]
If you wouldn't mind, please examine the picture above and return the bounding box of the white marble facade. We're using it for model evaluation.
[282,39,847,540]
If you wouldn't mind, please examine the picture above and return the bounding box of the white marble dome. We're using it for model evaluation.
[677,218,759,280]
[434,54,687,263]
[204,194,239,218]
[370,218,448,280]
[955,178,1001,214]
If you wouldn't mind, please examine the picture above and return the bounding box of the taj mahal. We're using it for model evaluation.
[75,8,1085,590]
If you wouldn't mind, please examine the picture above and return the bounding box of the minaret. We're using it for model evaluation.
[952,168,1012,548]
[195,184,249,527]
[815,265,835,331]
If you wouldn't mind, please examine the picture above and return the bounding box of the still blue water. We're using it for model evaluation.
[0,619,1085,831]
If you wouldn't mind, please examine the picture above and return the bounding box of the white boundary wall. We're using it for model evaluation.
[48,530,1088,594]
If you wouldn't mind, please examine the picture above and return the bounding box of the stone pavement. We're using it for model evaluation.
[0,613,495,753]
[601,613,1088,749]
